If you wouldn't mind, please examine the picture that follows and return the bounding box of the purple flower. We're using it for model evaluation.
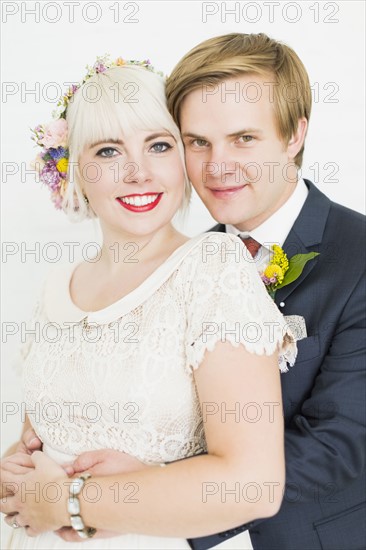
[261,275,271,286]
[41,161,60,190]
[94,63,107,73]
[48,147,68,161]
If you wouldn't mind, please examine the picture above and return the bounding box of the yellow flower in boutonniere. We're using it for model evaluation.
[261,245,320,299]
[263,264,285,285]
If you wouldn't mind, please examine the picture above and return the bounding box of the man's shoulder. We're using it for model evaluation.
[318,190,365,247]
[294,181,364,253]
[306,179,365,226]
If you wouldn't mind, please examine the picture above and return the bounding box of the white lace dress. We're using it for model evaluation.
[7,232,296,550]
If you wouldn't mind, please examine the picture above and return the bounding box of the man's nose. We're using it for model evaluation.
[203,147,241,183]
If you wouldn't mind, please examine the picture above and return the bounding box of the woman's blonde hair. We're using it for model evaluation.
[63,65,191,222]
[166,33,312,168]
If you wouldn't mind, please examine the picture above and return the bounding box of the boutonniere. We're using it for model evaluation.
[261,245,320,299]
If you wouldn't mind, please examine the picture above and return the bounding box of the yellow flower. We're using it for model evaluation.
[264,264,284,284]
[271,245,289,273]
[56,157,68,173]
[115,57,125,66]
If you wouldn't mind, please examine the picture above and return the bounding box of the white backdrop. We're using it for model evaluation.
[1,0,365,536]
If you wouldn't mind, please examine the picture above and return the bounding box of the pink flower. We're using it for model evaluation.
[39,118,68,149]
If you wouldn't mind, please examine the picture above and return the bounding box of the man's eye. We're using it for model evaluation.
[96,147,118,158]
[150,142,173,153]
[192,139,208,147]
[237,135,254,143]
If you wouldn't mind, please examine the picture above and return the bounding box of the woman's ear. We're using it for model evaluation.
[286,117,308,161]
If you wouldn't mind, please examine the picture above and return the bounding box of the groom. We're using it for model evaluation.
[164,33,366,550]
[20,33,365,549]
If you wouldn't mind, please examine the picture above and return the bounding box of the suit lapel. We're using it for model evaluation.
[275,180,331,305]
[274,231,319,304]
[208,223,226,233]
[207,180,332,306]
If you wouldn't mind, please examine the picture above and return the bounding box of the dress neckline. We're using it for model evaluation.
[44,233,211,325]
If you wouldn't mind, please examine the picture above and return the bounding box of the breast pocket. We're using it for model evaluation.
[314,501,366,549]
[295,334,321,363]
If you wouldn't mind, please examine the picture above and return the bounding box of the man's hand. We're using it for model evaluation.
[16,427,42,455]
[65,449,148,476]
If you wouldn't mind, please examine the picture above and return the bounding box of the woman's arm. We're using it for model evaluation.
[2,341,285,538]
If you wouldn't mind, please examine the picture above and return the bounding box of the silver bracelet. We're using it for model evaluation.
[67,472,97,539]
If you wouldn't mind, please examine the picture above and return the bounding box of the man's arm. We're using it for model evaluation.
[188,271,366,549]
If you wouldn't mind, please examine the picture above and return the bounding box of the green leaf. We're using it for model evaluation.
[276,252,320,289]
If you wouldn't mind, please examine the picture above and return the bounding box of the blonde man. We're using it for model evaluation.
[165,33,366,550]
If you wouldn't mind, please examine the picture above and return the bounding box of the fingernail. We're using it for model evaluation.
[29,437,39,445]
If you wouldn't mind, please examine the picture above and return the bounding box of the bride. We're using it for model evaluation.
[0,55,296,549]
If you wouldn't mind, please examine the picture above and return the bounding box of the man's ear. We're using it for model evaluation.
[286,117,308,160]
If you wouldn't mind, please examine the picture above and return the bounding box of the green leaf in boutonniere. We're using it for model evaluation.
[261,245,320,299]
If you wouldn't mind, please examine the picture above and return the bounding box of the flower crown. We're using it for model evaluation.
[31,55,165,210]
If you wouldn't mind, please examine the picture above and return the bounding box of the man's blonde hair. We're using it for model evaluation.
[166,33,312,167]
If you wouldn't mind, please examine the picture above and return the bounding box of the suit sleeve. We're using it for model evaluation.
[188,270,366,550]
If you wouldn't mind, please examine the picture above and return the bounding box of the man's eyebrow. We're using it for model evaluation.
[181,129,263,140]
[181,132,206,139]
[227,128,263,137]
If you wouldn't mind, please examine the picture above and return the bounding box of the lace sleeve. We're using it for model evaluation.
[185,233,297,373]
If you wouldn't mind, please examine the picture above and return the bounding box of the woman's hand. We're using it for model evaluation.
[0,451,69,536]
[55,449,148,542]
[54,526,120,543]
[0,452,34,499]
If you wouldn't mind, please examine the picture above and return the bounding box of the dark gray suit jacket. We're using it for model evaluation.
[188,180,366,550]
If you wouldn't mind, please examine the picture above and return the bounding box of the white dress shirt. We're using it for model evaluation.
[226,179,309,272]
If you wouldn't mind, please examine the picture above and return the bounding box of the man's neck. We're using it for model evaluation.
[235,181,298,233]
[226,179,309,248]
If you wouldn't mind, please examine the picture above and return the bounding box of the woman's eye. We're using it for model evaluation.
[96,147,118,158]
[150,142,173,153]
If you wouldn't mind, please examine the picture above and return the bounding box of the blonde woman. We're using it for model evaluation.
[1,56,296,549]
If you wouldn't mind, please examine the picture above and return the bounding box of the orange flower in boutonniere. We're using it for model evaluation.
[261,245,319,299]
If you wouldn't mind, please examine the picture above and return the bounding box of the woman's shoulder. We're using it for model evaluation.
[182,231,244,257]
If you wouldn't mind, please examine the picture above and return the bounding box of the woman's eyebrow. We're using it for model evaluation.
[144,132,174,142]
[89,139,124,148]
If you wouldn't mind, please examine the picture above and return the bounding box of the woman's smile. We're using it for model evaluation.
[116,192,163,212]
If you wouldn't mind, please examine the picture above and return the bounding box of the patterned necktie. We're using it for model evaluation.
[240,236,261,258]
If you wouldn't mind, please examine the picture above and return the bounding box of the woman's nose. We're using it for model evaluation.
[122,159,152,185]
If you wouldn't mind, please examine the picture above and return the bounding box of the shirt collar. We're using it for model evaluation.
[226,179,309,249]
